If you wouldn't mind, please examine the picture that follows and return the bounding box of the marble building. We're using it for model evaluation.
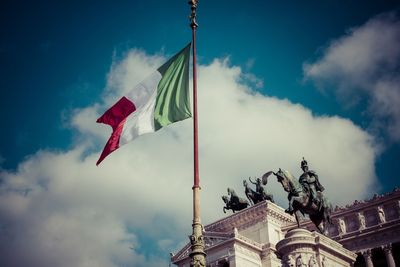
[295,188,400,267]
[171,188,400,266]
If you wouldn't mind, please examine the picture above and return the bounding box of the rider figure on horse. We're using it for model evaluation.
[251,178,264,198]
[299,158,325,210]
[228,188,240,205]
[222,188,249,213]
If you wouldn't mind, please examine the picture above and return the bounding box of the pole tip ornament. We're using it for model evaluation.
[188,0,199,28]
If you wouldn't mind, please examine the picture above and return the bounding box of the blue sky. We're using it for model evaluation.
[1,1,400,266]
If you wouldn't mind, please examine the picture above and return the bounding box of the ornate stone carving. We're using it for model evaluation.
[321,256,328,267]
[276,229,356,267]
[190,254,205,267]
[337,218,346,235]
[357,212,366,230]
[295,254,307,267]
[282,254,295,267]
[377,206,386,223]
[308,255,317,267]
[189,229,206,267]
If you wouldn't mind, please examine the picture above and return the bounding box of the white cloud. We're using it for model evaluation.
[303,13,400,142]
[0,49,379,266]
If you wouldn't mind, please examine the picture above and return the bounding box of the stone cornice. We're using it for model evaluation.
[205,200,295,232]
[235,232,263,250]
[333,188,400,215]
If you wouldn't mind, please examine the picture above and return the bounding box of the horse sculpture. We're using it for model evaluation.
[222,188,249,213]
[243,180,258,205]
[263,169,333,234]
[249,177,274,203]
[243,177,274,205]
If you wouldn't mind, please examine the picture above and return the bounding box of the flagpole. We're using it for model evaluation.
[188,1,206,266]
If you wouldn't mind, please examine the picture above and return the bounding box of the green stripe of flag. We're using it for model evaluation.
[154,43,192,130]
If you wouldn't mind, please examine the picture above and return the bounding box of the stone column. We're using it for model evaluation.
[362,249,374,267]
[383,244,396,267]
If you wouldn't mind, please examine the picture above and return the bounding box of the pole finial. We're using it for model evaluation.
[188,0,199,28]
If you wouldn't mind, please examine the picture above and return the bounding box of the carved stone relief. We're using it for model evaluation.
[377,206,386,224]
[357,212,366,230]
[337,218,346,235]
[295,254,307,267]
[308,255,317,267]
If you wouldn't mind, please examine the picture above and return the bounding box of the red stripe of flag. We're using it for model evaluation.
[96,96,136,165]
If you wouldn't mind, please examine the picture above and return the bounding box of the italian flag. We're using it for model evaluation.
[96,43,192,165]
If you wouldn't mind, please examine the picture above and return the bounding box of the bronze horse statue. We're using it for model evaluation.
[243,178,274,205]
[264,169,333,234]
[222,188,249,213]
[243,179,258,205]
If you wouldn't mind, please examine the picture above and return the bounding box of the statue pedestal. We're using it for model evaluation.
[276,228,356,267]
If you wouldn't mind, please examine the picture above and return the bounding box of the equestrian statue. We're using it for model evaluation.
[222,188,249,213]
[263,158,332,234]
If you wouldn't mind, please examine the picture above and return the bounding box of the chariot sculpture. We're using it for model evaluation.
[243,177,274,205]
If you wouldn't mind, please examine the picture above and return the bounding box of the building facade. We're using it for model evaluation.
[294,188,400,267]
[171,189,400,267]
